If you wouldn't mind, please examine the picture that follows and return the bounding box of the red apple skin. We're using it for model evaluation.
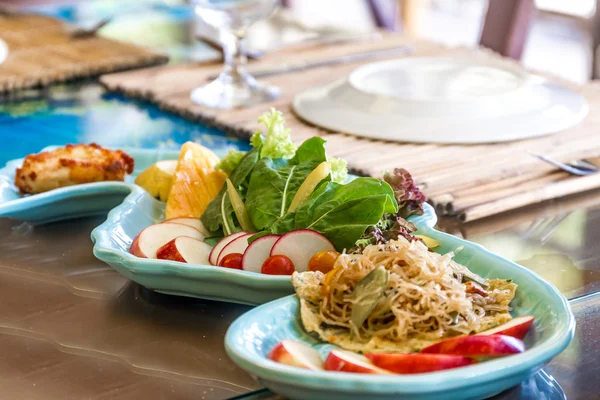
[324,350,388,374]
[366,353,473,374]
[477,316,534,340]
[129,234,144,257]
[420,334,525,357]
[156,239,186,262]
[267,342,314,369]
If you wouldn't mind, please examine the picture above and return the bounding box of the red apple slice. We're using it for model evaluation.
[476,316,534,340]
[163,217,210,237]
[324,350,390,374]
[420,334,525,357]
[129,223,203,259]
[270,229,335,272]
[208,232,247,266]
[267,340,323,370]
[217,233,253,266]
[366,353,474,374]
[156,236,212,265]
[242,235,281,273]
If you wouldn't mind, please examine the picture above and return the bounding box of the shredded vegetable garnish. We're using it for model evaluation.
[293,237,516,352]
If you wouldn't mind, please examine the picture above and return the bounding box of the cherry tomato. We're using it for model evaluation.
[220,253,243,270]
[308,250,340,274]
[262,255,295,275]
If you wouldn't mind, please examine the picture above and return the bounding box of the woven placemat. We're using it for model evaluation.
[100,34,600,222]
[0,12,168,93]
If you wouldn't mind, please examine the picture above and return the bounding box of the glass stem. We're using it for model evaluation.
[222,31,247,82]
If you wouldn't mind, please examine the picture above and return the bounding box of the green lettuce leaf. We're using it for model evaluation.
[271,178,398,250]
[216,149,246,174]
[201,147,261,234]
[251,108,297,159]
[329,157,348,184]
[245,137,328,231]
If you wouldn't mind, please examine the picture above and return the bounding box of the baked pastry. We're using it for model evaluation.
[15,143,134,194]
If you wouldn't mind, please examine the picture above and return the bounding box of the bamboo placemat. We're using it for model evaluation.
[100,34,600,222]
[0,12,168,93]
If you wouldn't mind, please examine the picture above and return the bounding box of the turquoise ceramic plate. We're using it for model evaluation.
[91,184,424,306]
[224,211,575,400]
[92,183,296,305]
[0,146,181,224]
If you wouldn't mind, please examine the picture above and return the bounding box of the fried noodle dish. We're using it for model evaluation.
[292,237,517,353]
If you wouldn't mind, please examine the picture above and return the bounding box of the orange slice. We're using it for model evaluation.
[165,142,226,220]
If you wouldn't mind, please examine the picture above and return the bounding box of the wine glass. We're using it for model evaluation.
[190,0,281,109]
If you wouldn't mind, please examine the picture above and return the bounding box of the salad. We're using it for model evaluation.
[267,238,534,374]
[130,108,429,276]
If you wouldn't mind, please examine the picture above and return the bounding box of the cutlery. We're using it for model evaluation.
[206,45,414,81]
[67,17,113,38]
[527,151,600,176]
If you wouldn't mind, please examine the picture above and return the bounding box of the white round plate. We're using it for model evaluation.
[293,57,588,144]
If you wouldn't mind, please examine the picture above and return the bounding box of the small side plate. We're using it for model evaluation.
[0,147,180,224]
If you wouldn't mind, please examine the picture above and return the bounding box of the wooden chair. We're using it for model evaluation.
[479,0,537,60]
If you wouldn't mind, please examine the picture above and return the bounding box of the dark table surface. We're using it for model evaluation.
[0,1,599,399]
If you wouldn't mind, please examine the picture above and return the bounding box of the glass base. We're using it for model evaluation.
[190,72,280,109]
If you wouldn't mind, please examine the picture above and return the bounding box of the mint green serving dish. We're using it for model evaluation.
[224,212,575,399]
[0,147,181,224]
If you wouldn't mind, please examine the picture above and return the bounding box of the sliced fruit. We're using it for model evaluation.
[262,255,295,275]
[242,234,280,273]
[217,233,253,265]
[366,353,473,374]
[476,316,534,340]
[165,141,227,220]
[219,252,243,270]
[156,236,212,264]
[413,234,440,249]
[208,232,247,266]
[134,159,177,202]
[288,161,331,213]
[324,350,389,374]
[270,229,335,272]
[129,223,203,259]
[420,334,525,357]
[267,340,324,370]
[308,250,340,274]
[163,217,210,237]
[226,178,255,232]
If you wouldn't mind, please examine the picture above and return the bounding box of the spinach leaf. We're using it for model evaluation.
[271,178,398,250]
[201,147,261,234]
[245,137,328,231]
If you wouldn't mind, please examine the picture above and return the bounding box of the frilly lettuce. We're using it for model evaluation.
[216,149,246,174]
[251,108,297,159]
[329,157,348,184]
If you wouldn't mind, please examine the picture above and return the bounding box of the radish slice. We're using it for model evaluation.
[270,229,335,272]
[163,217,210,237]
[156,236,212,265]
[129,223,203,259]
[242,235,280,273]
[217,233,253,265]
[209,232,247,265]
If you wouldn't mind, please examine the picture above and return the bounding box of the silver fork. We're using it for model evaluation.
[527,151,600,176]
